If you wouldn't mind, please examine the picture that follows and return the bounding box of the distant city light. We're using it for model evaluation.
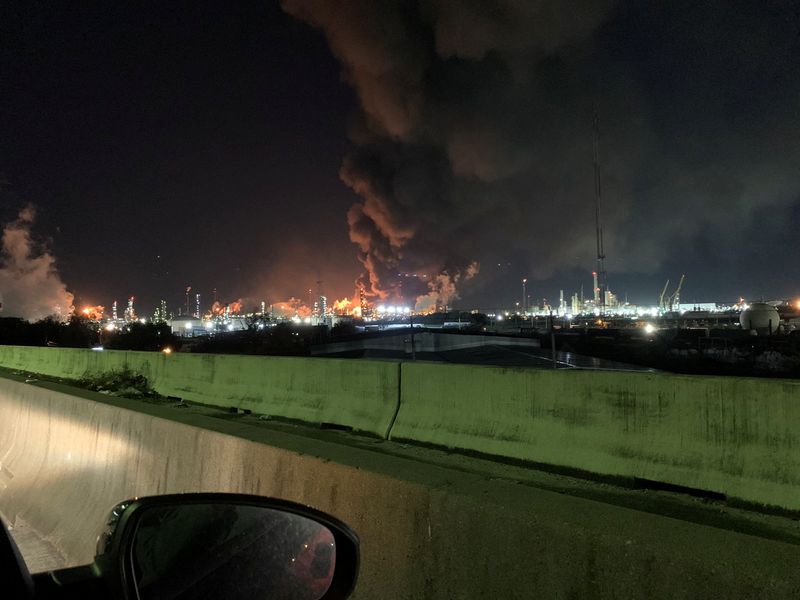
[162,347,172,354]
[644,323,656,334]
[91,346,104,351]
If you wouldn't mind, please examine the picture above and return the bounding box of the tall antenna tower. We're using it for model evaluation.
[592,109,607,314]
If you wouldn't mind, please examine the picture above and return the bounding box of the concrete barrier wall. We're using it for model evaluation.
[393,362,800,510]
[0,346,399,437]
[0,345,128,379]
[3,345,800,510]
[122,351,399,437]
[3,378,800,598]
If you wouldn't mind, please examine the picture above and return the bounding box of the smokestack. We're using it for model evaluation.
[592,271,599,305]
[522,278,527,313]
[124,296,135,322]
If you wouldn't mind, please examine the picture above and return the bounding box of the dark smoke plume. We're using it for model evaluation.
[0,205,74,321]
[283,0,800,305]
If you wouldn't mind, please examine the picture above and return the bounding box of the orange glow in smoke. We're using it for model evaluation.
[272,299,312,318]
[81,305,105,320]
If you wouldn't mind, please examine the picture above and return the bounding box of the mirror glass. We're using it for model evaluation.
[130,503,336,600]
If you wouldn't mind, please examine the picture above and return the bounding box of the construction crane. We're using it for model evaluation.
[668,274,685,311]
[658,279,670,310]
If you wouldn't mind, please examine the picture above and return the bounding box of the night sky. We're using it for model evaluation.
[1,1,799,320]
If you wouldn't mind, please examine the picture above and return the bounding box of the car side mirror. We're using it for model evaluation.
[37,494,359,600]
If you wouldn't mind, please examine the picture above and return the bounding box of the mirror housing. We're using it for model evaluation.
[90,493,359,600]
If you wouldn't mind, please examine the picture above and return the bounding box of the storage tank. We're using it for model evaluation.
[739,303,780,334]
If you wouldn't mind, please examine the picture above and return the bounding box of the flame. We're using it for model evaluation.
[331,297,370,318]
[80,305,105,320]
[209,299,243,316]
[332,298,352,313]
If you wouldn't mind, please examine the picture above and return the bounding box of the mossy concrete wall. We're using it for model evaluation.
[0,346,399,438]
[393,362,800,510]
[2,345,800,510]
[3,377,800,598]
[122,351,399,437]
[0,345,129,379]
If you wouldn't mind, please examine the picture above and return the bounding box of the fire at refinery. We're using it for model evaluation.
[271,298,312,319]
[209,300,243,318]
[331,298,352,314]
[80,305,105,320]
[327,265,480,319]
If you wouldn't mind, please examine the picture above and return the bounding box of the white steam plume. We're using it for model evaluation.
[0,205,74,321]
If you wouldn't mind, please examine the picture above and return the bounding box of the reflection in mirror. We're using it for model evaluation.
[131,503,336,600]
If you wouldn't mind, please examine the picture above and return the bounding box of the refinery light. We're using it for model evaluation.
[644,323,656,334]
